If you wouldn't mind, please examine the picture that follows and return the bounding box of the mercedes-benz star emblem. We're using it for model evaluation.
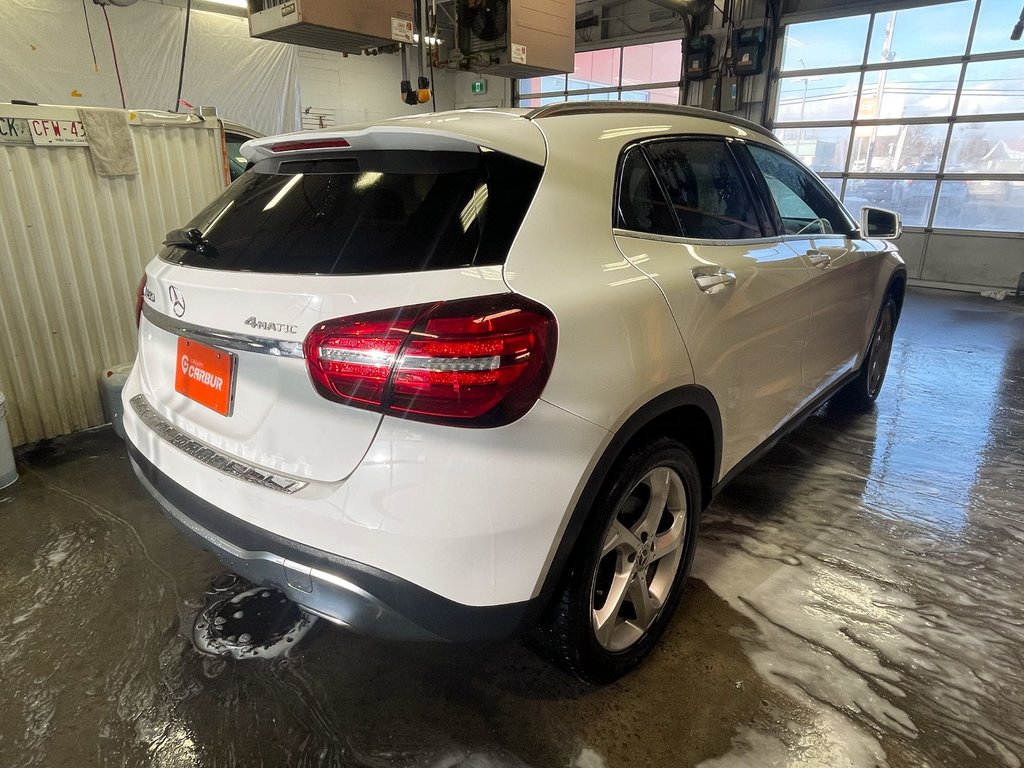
[169,285,186,318]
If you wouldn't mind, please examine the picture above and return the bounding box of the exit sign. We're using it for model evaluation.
[471,80,487,95]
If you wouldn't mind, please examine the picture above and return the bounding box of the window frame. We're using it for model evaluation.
[612,135,774,244]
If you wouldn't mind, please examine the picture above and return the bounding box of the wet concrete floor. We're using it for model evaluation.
[1,288,1022,768]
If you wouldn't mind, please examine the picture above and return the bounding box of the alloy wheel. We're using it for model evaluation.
[590,467,688,653]
[868,307,895,397]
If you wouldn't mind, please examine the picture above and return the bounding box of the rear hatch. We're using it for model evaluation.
[136,118,545,483]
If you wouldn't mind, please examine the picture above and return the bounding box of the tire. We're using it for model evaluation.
[528,437,701,684]
[834,294,897,412]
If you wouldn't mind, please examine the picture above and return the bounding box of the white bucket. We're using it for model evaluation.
[0,392,16,490]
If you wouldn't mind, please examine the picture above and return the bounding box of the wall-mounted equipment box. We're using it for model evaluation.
[732,27,767,76]
[684,35,714,81]
[719,76,739,111]
[247,0,414,54]
[458,0,574,78]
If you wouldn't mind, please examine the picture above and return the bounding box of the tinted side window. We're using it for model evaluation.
[747,144,849,236]
[645,140,763,240]
[616,148,679,236]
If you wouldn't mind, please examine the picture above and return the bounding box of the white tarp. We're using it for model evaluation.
[0,0,299,136]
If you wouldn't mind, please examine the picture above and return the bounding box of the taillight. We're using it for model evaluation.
[304,295,557,427]
[269,138,351,153]
[135,275,147,328]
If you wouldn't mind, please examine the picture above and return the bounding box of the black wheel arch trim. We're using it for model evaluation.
[885,267,908,316]
[525,385,722,626]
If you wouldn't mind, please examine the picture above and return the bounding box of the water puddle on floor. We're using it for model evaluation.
[187,575,317,661]
[691,324,1024,768]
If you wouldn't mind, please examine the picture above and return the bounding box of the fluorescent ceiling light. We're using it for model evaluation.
[202,0,247,7]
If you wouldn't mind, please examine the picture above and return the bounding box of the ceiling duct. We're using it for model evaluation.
[247,0,415,54]
[457,0,574,77]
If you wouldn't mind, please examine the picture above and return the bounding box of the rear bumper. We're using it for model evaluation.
[127,441,533,642]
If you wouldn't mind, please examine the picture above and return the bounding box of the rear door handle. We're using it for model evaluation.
[806,250,832,268]
[692,267,737,295]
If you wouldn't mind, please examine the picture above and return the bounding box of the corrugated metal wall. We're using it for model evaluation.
[0,107,227,446]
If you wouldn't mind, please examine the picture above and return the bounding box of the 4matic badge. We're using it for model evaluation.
[244,316,298,335]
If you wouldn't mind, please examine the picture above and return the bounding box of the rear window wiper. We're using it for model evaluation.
[164,228,219,259]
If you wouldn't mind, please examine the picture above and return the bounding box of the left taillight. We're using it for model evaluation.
[304,294,558,427]
[135,275,147,328]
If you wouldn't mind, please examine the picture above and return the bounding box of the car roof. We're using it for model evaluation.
[524,101,777,142]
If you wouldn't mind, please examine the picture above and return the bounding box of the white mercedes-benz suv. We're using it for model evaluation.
[124,103,905,682]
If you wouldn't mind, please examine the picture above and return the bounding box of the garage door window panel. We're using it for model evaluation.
[859,65,962,120]
[780,15,870,72]
[776,73,861,124]
[958,60,1024,116]
[970,0,1024,54]
[747,145,850,237]
[775,126,853,174]
[643,140,764,241]
[867,4,974,64]
[934,180,1024,230]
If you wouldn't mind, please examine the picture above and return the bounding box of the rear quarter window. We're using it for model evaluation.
[161,150,543,275]
[615,138,763,240]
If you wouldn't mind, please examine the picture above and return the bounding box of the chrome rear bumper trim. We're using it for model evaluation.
[129,394,308,494]
[142,303,305,359]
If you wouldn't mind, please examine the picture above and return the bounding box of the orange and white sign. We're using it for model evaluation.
[175,337,236,416]
[391,17,414,43]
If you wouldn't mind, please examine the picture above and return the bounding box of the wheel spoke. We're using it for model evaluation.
[593,570,631,645]
[602,520,641,558]
[627,576,660,630]
[637,467,672,539]
[652,516,685,562]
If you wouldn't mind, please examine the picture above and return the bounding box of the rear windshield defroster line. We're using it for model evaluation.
[160,149,544,276]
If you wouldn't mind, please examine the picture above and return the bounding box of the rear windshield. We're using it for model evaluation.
[160,150,543,275]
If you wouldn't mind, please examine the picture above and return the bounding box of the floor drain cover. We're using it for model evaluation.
[193,582,316,660]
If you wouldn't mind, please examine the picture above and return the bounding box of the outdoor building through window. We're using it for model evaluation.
[774,0,1024,233]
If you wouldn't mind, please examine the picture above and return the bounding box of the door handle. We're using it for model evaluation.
[692,267,737,295]
[806,250,832,268]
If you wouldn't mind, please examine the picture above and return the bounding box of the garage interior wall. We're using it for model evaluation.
[296,48,459,127]
[0,0,300,136]
[0,111,229,448]
[772,0,1024,290]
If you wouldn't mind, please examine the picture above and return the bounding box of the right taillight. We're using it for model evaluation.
[135,274,147,328]
[304,294,557,427]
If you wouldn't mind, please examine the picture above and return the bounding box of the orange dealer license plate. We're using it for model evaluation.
[175,337,237,416]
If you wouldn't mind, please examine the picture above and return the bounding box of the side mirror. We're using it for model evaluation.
[860,206,902,240]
